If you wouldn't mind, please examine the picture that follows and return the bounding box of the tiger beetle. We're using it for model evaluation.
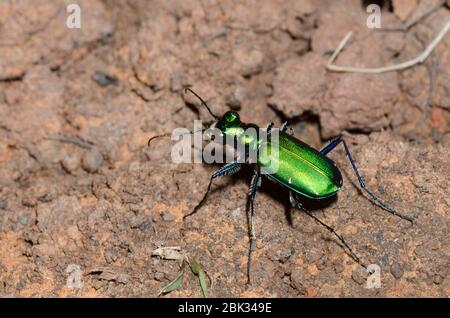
[149,87,413,284]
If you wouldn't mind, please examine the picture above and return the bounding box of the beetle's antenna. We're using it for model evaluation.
[147,87,218,147]
[184,87,219,120]
[147,128,206,147]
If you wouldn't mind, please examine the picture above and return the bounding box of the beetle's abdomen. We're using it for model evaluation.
[257,133,342,199]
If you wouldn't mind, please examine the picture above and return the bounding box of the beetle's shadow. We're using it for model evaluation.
[231,165,338,228]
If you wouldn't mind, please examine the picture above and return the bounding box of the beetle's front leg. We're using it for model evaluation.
[183,162,241,219]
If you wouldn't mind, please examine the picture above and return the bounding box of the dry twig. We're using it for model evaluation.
[326,20,450,74]
[381,0,447,32]
[46,134,93,149]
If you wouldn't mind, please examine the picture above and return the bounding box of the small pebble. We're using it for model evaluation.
[290,269,307,295]
[433,274,443,285]
[226,86,246,110]
[16,281,25,291]
[316,258,327,270]
[117,273,128,284]
[139,220,152,231]
[130,216,152,231]
[22,193,37,207]
[270,247,292,263]
[82,148,103,173]
[0,199,7,210]
[306,287,318,298]
[61,154,80,173]
[12,171,22,181]
[234,49,264,77]
[333,263,344,274]
[390,262,404,279]
[351,268,367,285]
[161,211,175,222]
[304,248,323,264]
[92,71,118,87]
[154,272,165,282]
[104,250,118,263]
[19,213,29,225]
[130,216,144,229]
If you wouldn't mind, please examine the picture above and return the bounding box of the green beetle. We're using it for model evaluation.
[150,88,412,284]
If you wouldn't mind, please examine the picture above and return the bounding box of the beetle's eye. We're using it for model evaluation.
[225,111,239,123]
[217,111,240,132]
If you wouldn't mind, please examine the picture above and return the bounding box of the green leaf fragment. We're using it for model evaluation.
[198,269,209,298]
[158,270,184,296]
[188,258,209,298]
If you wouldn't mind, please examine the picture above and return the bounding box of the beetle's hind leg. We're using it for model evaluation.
[183,162,241,219]
[246,167,261,284]
[320,136,413,224]
[289,192,367,269]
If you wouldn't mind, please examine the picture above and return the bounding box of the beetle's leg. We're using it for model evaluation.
[289,192,367,269]
[265,122,275,137]
[246,167,261,284]
[280,121,289,132]
[320,136,413,223]
[280,121,294,135]
[211,161,242,178]
[183,162,241,219]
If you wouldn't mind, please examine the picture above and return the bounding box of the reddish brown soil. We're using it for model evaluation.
[0,0,448,297]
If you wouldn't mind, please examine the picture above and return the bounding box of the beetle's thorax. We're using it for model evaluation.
[216,111,262,150]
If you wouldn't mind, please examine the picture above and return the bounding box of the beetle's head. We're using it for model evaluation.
[216,111,244,137]
[213,111,259,150]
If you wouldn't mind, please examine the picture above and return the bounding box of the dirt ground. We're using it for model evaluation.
[0,0,449,297]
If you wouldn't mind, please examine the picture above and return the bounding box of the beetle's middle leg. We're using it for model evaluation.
[320,136,413,223]
[183,161,241,219]
[289,192,367,269]
[246,167,261,284]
